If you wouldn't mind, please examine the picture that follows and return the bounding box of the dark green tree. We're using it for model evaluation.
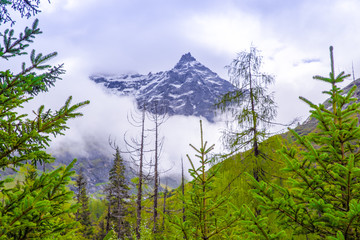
[0,18,89,239]
[248,46,360,239]
[105,146,130,239]
[75,170,93,238]
[217,46,277,181]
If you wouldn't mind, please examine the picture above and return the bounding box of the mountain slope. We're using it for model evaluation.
[90,53,236,122]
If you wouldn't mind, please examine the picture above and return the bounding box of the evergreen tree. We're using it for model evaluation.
[217,46,277,181]
[75,170,93,238]
[106,147,130,239]
[248,46,360,239]
[0,19,89,239]
[0,0,43,25]
[96,217,107,240]
[168,120,241,239]
[105,187,112,235]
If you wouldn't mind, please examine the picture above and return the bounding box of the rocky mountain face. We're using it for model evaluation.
[90,53,236,122]
[31,53,237,195]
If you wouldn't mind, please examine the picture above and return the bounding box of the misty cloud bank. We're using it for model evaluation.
[22,69,226,180]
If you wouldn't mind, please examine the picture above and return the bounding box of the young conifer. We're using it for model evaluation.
[248,47,360,239]
[168,120,241,239]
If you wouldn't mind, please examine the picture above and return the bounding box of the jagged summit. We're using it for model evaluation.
[179,52,196,63]
[90,53,236,122]
[174,52,197,69]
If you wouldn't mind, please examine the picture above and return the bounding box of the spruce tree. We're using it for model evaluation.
[106,147,130,239]
[248,46,360,239]
[0,0,43,25]
[75,170,93,238]
[0,19,89,239]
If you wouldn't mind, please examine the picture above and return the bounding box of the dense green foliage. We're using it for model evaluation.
[0,18,89,239]
[248,47,360,239]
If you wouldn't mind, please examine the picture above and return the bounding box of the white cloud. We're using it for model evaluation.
[182,10,262,55]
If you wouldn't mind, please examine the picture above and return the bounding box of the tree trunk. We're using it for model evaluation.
[162,179,168,230]
[106,198,111,234]
[136,107,146,239]
[153,109,159,233]
[181,157,185,223]
[117,196,122,239]
[248,60,260,182]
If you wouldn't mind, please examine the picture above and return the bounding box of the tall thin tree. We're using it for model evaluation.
[217,46,277,181]
[181,157,186,224]
[147,101,168,233]
[123,105,150,239]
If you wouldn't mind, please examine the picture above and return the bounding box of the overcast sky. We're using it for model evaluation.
[5,0,360,175]
[33,0,360,118]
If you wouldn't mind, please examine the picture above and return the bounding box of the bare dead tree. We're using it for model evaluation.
[146,101,168,234]
[122,104,152,239]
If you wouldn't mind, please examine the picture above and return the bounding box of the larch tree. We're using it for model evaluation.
[248,46,360,239]
[217,46,277,181]
[0,18,89,239]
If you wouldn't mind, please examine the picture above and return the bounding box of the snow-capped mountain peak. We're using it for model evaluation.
[90,53,236,122]
[174,52,197,69]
